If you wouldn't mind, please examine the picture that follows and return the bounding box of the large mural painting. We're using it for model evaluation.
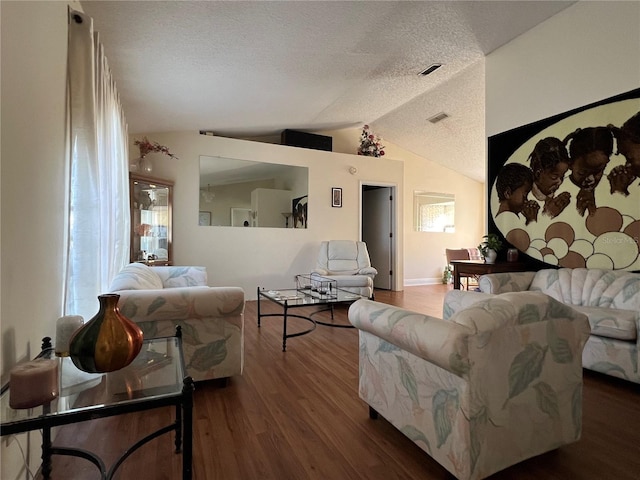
[487,89,640,271]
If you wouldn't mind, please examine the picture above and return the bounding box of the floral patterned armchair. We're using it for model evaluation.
[348,291,590,480]
[109,263,245,382]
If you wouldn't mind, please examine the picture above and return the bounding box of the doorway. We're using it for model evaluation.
[361,184,396,290]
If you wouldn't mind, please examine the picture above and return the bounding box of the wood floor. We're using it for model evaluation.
[42,285,640,479]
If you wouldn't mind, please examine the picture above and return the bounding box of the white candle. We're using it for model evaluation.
[9,358,59,409]
[55,315,84,357]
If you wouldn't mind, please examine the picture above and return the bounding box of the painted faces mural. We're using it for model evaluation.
[488,92,640,271]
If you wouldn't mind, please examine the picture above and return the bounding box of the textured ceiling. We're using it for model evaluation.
[81,0,575,183]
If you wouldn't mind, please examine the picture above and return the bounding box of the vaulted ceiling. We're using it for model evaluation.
[81,1,575,183]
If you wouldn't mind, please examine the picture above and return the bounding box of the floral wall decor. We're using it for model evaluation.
[487,88,640,271]
[357,125,385,157]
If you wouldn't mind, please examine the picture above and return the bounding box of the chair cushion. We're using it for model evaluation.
[109,263,163,291]
[327,240,359,273]
[326,274,373,288]
[571,305,637,341]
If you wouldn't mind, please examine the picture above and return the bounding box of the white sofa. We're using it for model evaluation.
[109,263,245,382]
[449,268,640,384]
[349,291,590,480]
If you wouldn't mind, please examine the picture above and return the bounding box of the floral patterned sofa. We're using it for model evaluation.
[109,263,245,382]
[348,291,590,480]
[465,268,640,384]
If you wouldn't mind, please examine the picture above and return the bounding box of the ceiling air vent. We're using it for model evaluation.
[427,112,449,124]
[418,63,442,76]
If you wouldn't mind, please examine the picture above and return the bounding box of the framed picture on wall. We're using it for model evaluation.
[199,211,211,226]
[332,187,342,208]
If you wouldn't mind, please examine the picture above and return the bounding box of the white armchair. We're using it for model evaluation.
[109,263,245,383]
[313,240,377,298]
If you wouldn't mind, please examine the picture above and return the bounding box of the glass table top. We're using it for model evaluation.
[1,336,184,428]
[259,287,364,307]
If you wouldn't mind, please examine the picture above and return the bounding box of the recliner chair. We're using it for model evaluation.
[313,240,377,298]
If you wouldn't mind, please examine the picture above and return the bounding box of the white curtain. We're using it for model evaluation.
[65,9,130,319]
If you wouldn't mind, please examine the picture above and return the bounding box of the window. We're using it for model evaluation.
[414,192,455,233]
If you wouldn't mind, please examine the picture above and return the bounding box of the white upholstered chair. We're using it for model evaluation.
[313,240,377,298]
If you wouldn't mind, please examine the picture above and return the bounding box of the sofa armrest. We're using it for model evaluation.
[349,299,473,377]
[115,286,245,322]
[442,290,495,320]
[478,271,536,294]
[358,266,378,277]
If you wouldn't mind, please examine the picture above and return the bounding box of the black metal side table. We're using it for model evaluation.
[0,327,194,479]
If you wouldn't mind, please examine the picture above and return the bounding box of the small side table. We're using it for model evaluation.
[450,260,529,290]
[0,327,194,480]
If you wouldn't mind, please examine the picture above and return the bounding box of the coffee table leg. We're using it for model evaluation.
[282,304,288,352]
[182,376,194,480]
[257,287,262,327]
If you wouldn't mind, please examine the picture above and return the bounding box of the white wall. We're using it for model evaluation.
[322,129,485,285]
[132,132,407,298]
[1,2,79,478]
[486,1,640,137]
[138,127,486,292]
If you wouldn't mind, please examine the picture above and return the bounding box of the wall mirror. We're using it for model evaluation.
[199,155,308,228]
[414,191,455,232]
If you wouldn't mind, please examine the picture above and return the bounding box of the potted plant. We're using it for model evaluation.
[478,233,503,264]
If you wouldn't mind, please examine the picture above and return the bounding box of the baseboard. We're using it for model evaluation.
[403,278,443,286]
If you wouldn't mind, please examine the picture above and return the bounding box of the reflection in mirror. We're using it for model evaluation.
[414,192,455,232]
[199,156,308,228]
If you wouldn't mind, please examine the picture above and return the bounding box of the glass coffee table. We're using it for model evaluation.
[0,327,194,480]
[257,274,365,351]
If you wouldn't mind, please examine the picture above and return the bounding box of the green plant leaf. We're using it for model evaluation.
[547,321,573,364]
[397,356,419,406]
[188,339,227,370]
[400,425,431,454]
[533,381,559,418]
[136,320,157,339]
[146,296,166,315]
[376,340,400,354]
[388,310,421,329]
[545,270,559,289]
[622,278,640,302]
[119,301,138,319]
[517,304,541,325]
[432,389,459,448]
[548,299,575,319]
[506,343,547,403]
[173,320,201,344]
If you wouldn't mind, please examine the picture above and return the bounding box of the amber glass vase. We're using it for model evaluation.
[69,294,144,373]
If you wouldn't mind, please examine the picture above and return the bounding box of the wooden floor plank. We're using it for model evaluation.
[39,285,640,479]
